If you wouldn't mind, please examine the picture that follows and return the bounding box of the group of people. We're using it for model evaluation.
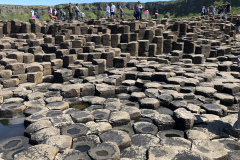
[30,8,39,19]
[105,3,124,19]
[200,3,231,22]
[48,3,85,21]
[134,1,158,21]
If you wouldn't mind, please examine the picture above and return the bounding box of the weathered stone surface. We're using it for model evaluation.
[14,144,59,160]
[99,130,131,150]
[55,148,91,160]
[43,135,72,151]
[109,111,130,127]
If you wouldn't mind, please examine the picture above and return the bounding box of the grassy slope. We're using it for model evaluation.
[0,0,239,21]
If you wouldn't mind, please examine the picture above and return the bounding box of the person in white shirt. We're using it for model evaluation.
[106,4,110,19]
[110,3,115,19]
[81,12,85,21]
[48,6,53,20]
[75,3,80,20]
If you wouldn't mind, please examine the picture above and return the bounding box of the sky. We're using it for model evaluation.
[1,0,169,6]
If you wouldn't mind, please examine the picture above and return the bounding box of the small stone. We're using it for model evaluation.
[43,135,72,151]
[109,111,130,127]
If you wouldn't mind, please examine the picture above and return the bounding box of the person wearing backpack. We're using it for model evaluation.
[75,3,80,20]
[53,9,58,20]
[68,3,73,20]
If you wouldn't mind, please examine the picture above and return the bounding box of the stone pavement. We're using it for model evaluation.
[0,15,240,159]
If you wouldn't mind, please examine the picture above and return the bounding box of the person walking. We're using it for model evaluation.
[60,9,66,20]
[137,1,143,22]
[106,4,110,19]
[201,6,205,16]
[206,7,209,16]
[75,3,80,20]
[119,6,124,18]
[48,6,53,20]
[144,9,149,19]
[68,3,73,20]
[36,12,39,19]
[110,3,116,19]
[135,3,140,20]
[153,8,158,19]
[224,5,227,14]
[81,12,85,21]
[30,8,35,18]
[53,9,58,20]
[227,3,231,14]
[236,16,240,35]
[212,6,216,18]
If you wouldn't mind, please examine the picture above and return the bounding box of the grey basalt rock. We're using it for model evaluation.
[55,148,91,160]
[14,144,59,160]
[72,135,101,153]
[25,119,52,136]
[173,108,195,130]
[61,123,90,138]
[0,136,29,153]
[109,111,131,127]
[131,134,160,148]
[71,110,94,123]
[42,135,72,151]
[133,122,158,135]
[99,130,131,151]
[0,103,26,118]
[88,142,120,160]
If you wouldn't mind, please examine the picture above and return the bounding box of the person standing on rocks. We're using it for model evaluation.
[236,16,240,35]
[68,3,73,20]
[75,3,80,20]
[48,6,53,20]
[138,1,143,22]
[81,12,85,21]
[135,3,140,20]
[60,9,66,20]
[206,7,210,16]
[227,3,231,14]
[119,6,124,18]
[53,9,58,20]
[201,6,205,16]
[144,8,149,19]
[36,12,39,19]
[110,3,116,19]
[30,8,35,18]
[212,6,216,18]
[106,4,110,19]
[153,7,158,19]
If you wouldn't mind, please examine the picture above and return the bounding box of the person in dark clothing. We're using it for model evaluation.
[119,6,124,18]
[153,8,158,19]
[218,7,222,14]
[68,3,73,20]
[135,3,140,20]
[138,1,142,22]
[201,6,205,16]
[53,9,58,20]
[227,3,231,14]
[236,16,240,35]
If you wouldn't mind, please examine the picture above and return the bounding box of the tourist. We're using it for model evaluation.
[110,3,116,19]
[53,9,58,20]
[221,6,224,14]
[227,3,231,14]
[75,3,80,20]
[138,1,143,21]
[135,3,140,20]
[153,8,158,19]
[106,4,110,19]
[119,6,124,18]
[68,3,73,20]
[236,16,240,35]
[212,6,216,18]
[30,8,35,18]
[224,5,227,14]
[81,12,85,21]
[218,7,222,14]
[144,9,149,19]
[206,7,209,16]
[36,12,39,19]
[60,9,66,20]
[222,14,226,22]
[201,6,205,16]
[48,6,53,20]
